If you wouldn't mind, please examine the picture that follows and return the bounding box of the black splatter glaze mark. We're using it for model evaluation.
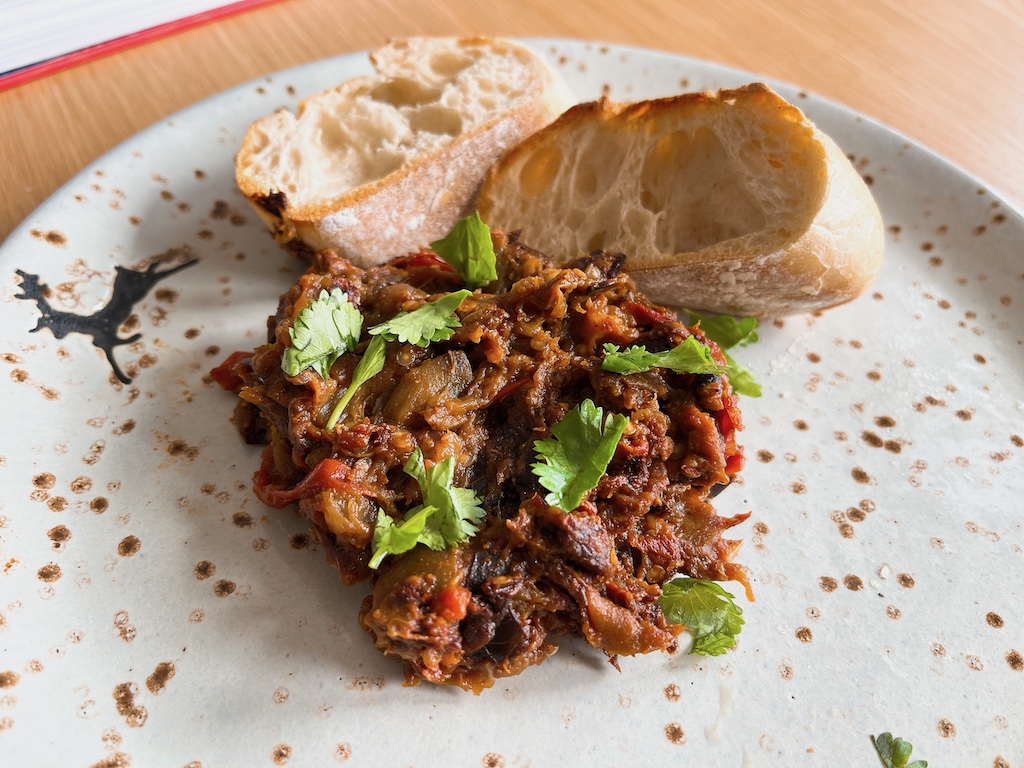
[15,258,198,383]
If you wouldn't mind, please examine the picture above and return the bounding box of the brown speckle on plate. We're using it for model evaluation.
[664,723,686,745]
[145,662,175,695]
[271,744,291,764]
[213,579,236,597]
[349,676,385,692]
[851,467,873,484]
[818,576,838,593]
[986,612,1004,628]
[167,440,199,459]
[1006,650,1023,671]
[89,753,131,768]
[47,525,71,549]
[82,440,106,465]
[37,563,61,582]
[862,431,883,448]
[482,753,504,768]
[113,682,147,727]
[334,743,352,761]
[29,229,67,247]
[117,536,141,557]
[843,575,863,591]
[114,610,137,642]
[101,728,122,749]
[193,560,215,580]
[937,718,956,737]
[795,627,812,643]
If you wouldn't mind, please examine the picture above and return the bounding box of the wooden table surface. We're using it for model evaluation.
[2,0,1022,242]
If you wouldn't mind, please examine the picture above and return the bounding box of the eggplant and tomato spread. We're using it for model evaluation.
[215,228,751,692]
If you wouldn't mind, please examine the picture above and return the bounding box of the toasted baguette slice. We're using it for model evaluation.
[477,84,884,316]
[236,36,572,264]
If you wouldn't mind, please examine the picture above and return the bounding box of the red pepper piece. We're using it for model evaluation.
[623,301,675,327]
[210,350,251,391]
[391,250,458,273]
[256,458,373,508]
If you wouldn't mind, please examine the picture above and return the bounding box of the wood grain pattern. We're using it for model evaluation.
[2,0,1022,240]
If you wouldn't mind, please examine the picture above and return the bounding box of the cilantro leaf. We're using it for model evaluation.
[368,505,441,569]
[532,399,629,512]
[403,447,485,545]
[601,338,726,376]
[369,289,471,348]
[722,350,762,397]
[282,288,362,378]
[430,212,498,289]
[684,310,760,349]
[324,335,387,429]
[368,448,485,569]
[658,577,745,656]
[871,733,928,768]
[682,310,763,397]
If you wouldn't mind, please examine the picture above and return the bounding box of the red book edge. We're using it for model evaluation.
[0,0,287,93]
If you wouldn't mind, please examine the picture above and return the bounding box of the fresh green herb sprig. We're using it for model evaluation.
[601,338,725,376]
[658,577,745,656]
[429,212,498,289]
[324,335,386,430]
[369,447,485,568]
[368,289,471,348]
[684,311,759,349]
[870,733,927,768]
[684,310,762,398]
[532,399,629,513]
[281,288,362,378]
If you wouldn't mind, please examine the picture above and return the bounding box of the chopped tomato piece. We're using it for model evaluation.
[210,351,251,390]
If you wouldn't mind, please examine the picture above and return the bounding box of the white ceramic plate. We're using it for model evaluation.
[1,40,1021,768]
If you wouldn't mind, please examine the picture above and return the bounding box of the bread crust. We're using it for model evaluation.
[478,84,884,316]
[236,37,571,266]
